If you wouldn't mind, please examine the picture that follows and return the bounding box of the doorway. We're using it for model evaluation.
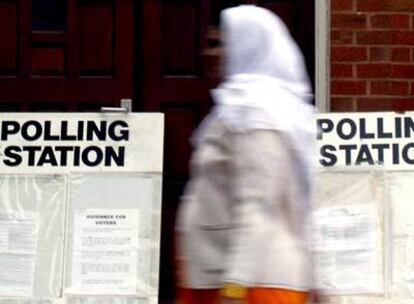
[0,0,317,302]
[138,1,316,302]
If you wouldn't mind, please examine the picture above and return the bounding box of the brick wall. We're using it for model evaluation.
[330,0,414,112]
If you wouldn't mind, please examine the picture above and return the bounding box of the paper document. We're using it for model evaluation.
[0,211,39,297]
[311,205,376,251]
[314,249,377,291]
[311,205,381,293]
[70,209,139,295]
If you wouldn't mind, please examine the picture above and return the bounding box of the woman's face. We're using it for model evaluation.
[202,26,224,82]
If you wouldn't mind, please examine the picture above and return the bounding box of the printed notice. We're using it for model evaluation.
[311,205,381,293]
[0,211,39,297]
[70,209,139,295]
[313,249,378,292]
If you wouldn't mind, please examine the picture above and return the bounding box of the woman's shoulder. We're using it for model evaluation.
[194,111,286,150]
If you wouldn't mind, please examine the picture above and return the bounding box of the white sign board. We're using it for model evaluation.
[0,113,164,304]
[317,112,414,169]
[312,112,414,303]
[0,113,163,173]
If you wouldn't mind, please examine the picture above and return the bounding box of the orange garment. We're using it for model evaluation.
[248,288,309,304]
[178,287,309,304]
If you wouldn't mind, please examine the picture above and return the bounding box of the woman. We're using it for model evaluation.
[176,5,316,304]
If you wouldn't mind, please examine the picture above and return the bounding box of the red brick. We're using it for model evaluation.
[331,63,353,78]
[395,99,414,112]
[331,14,367,29]
[357,0,385,11]
[357,98,414,112]
[390,0,414,11]
[391,65,414,78]
[358,0,414,12]
[370,81,409,96]
[331,97,356,112]
[332,47,367,62]
[332,0,353,12]
[332,81,367,95]
[357,31,414,45]
[393,32,414,45]
[357,64,391,78]
[392,48,411,62]
[331,30,354,45]
[357,31,393,45]
[371,14,410,29]
[410,82,414,95]
[369,47,391,61]
[356,98,396,111]
[369,47,411,62]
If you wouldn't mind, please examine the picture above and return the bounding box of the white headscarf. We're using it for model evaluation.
[198,5,316,199]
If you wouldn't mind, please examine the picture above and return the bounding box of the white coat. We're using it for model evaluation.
[176,117,312,290]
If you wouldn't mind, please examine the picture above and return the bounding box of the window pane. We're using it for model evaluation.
[32,0,67,31]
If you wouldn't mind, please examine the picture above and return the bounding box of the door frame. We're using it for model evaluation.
[315,0,330,112]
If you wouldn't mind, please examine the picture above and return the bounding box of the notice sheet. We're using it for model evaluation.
[70,209,139,295]
[0,211,39,297]
[311,205,381,293]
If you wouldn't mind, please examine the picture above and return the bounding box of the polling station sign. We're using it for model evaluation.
[317,112,414,169]
[0,113,164,173]
[0,113,164,302]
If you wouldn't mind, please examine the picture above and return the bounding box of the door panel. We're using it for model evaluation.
[0,0,134,111]
[162,3,199,76]
[0,2,18,75]
[141,2,211,299]
[79,2,115,75]
[142,0,211,181]
[32,0,67,31]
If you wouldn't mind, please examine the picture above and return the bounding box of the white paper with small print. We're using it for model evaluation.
[70,209,139,295]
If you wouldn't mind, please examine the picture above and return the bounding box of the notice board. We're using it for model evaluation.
[315,112,414,304]
[0,113,164,304]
